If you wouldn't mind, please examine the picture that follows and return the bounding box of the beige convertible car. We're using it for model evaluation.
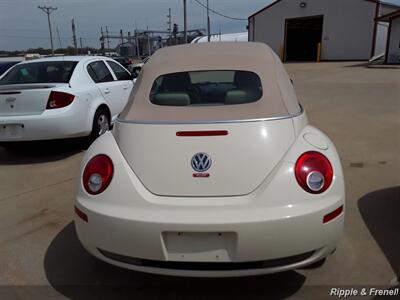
[74,42,345,277]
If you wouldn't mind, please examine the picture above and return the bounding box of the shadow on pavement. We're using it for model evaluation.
[343,62,370,68]
[358,186,400,298]
[0,138,87,165]
[44,223,306,300]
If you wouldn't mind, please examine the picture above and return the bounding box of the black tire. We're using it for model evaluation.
[89,108,110,142]
[0,142,19,150]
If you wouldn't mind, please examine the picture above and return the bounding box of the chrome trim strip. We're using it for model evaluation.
[116,106,304,125]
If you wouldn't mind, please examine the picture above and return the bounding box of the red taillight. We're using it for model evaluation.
[83,154,113,195]
[323,206,344,223]
[46,91,75,109]
[295,151,333,194]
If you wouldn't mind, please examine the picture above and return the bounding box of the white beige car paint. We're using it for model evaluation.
[75,43,345,277]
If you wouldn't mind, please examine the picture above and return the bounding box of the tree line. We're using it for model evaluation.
[0,46,102,57]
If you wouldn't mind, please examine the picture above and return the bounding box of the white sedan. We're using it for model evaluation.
[0,56,134,142]
[75,43,345,277]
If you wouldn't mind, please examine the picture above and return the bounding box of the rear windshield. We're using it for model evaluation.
[150,70,262,106]
[0,61,78,85]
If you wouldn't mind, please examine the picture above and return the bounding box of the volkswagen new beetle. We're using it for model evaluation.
[75,43,345,277]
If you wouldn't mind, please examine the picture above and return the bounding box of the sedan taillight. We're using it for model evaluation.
[295,151,333,194]
[46,91,75,109]
[83,155,114,195]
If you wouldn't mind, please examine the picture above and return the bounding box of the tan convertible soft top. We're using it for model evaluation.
[120,42,301,123]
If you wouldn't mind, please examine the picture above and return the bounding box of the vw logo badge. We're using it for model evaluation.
[191,152,212,173]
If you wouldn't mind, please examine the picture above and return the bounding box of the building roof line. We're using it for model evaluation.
[376,9,400,21]
[248,0,400,20]
[248,0,284,19]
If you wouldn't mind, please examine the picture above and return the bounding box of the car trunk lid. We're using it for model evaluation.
[114,119,295,197]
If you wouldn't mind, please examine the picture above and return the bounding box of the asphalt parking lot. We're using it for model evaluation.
[0,62,399,300]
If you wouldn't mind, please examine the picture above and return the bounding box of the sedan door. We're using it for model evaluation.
[86,60,126,120]
[105,60,133,109]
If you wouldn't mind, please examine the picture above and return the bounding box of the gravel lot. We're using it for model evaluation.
[0,62,399,300]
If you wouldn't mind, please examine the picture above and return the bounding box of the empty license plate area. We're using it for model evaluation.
[162,232,237,262]
[0,124,24,138]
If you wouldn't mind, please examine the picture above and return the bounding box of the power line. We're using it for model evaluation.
[193,0,247,21]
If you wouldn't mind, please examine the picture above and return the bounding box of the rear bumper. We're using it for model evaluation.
[75,131,345,277]
[75,201,343,277]
[0,100,91,141]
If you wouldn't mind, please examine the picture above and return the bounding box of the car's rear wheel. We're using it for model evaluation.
[90,108,110,141]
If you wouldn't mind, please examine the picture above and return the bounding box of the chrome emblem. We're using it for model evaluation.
[191,152,212,173]
[6,97,16,103]
[5,97,16,108]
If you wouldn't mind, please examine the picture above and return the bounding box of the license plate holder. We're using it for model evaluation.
[0,124,24,138]
[162,232,237,262]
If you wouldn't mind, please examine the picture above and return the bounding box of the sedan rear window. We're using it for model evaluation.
[0,61,78,85]
[150,70,262,106]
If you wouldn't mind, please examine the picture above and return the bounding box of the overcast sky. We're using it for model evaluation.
[0,0,399,51]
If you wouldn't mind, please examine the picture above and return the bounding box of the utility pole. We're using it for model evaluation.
[80,37,83,53]
[167,8,172,46]
[135,20,140,59]
[100,27,105,56]
[105,26,110,55]
[147,32,151,56]
[128,31,132,57]
[56,26,62,49]
[207,0,211,42]
[38,6,57,55]
[135,20,140,58]
[183,0,187,43]
[173,23,178,45]
[72,19,78,55]
[135,29,140,58]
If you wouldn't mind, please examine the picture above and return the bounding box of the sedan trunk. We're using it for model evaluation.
[0,84,66,116]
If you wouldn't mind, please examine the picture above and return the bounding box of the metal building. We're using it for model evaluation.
[376,10,400,63]
[248,0,399,62]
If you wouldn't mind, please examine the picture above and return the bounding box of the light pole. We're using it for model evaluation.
[38,6,57,55]
[207,0,211,42]
[183,0,187,43]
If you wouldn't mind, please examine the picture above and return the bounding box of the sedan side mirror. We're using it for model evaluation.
[132,67,142,79]
[131,73,138,80]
